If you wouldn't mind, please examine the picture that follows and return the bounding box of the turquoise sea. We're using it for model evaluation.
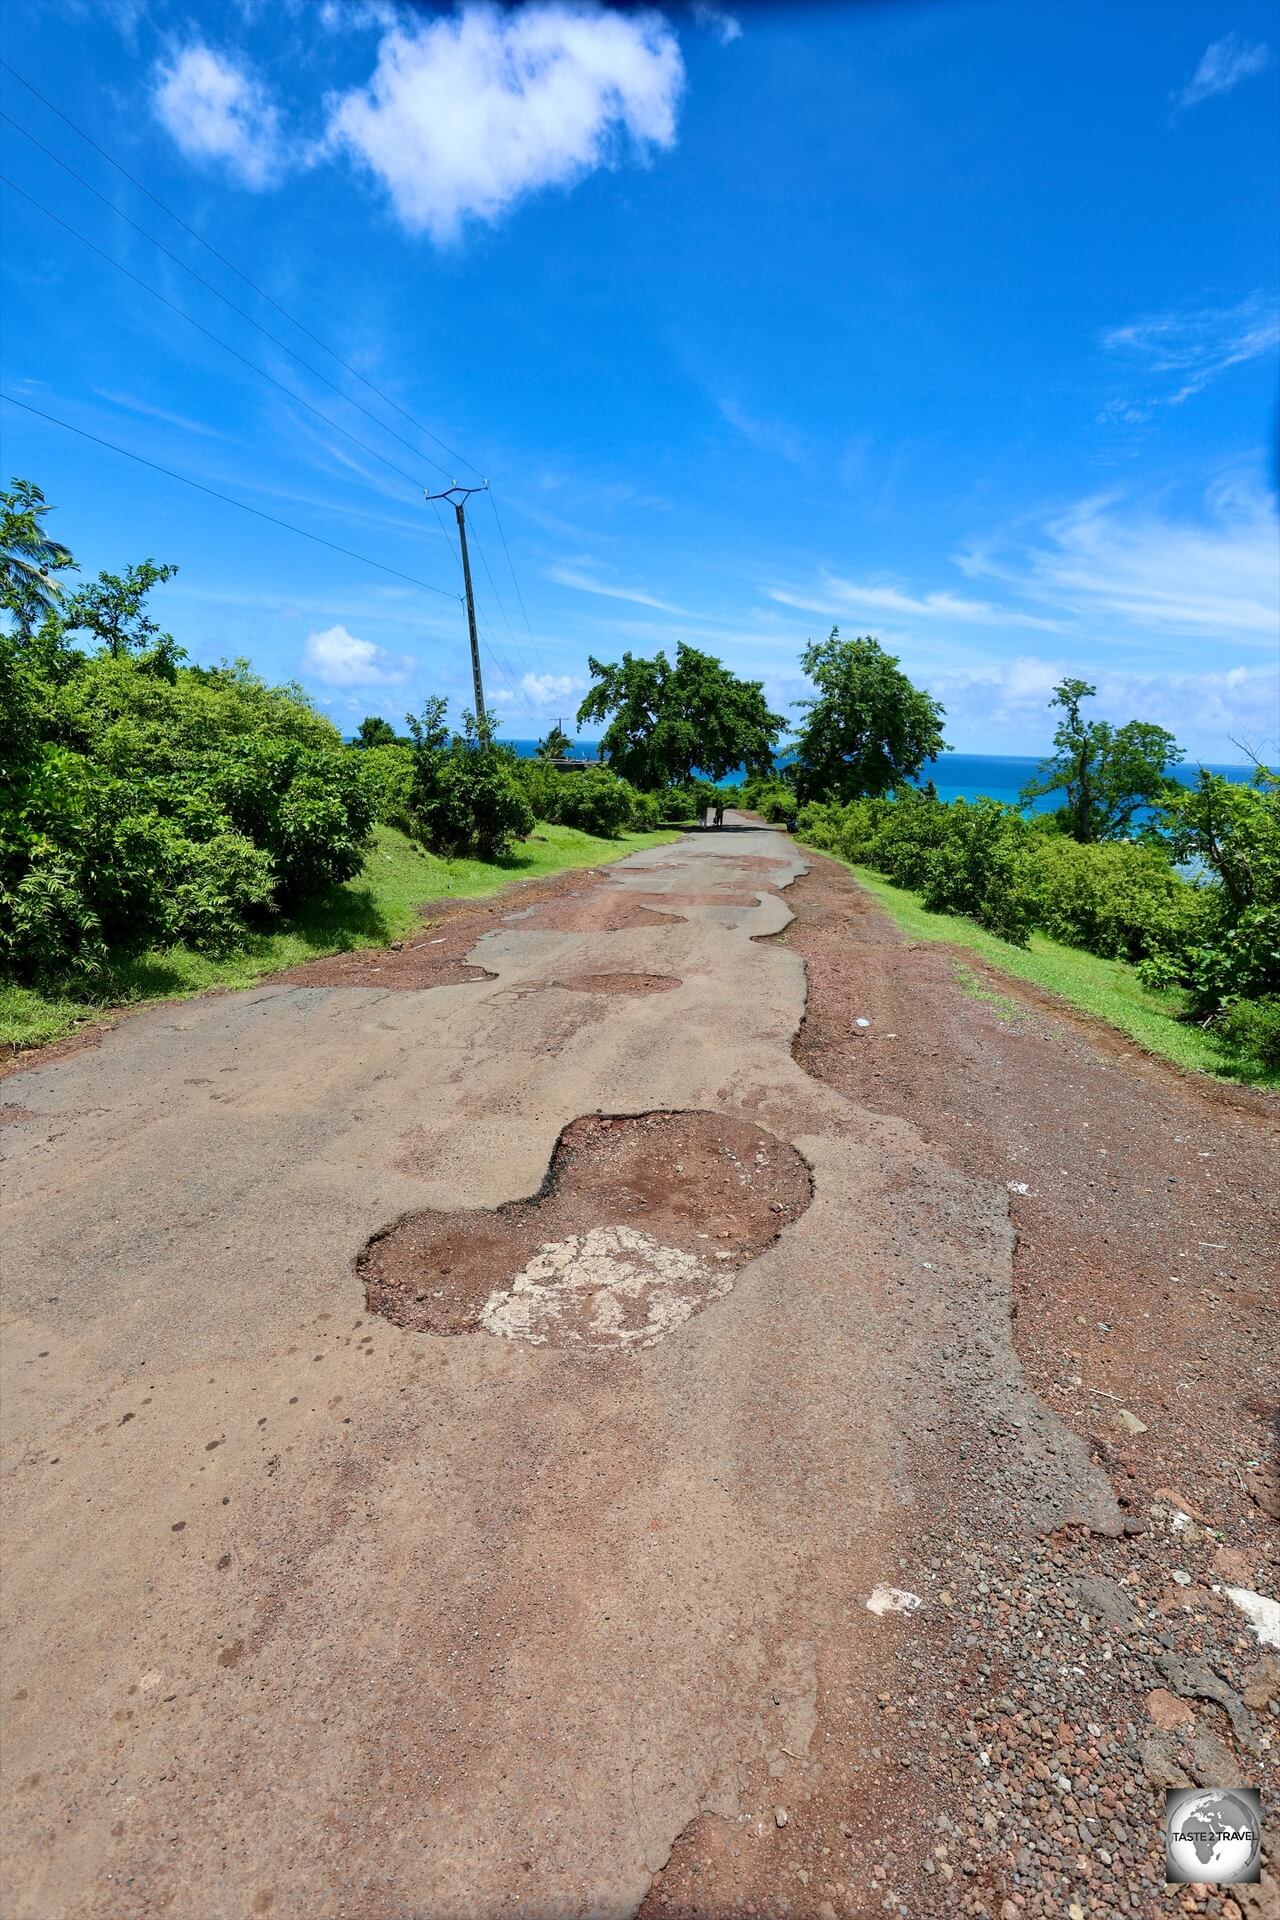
[501,744,1255,809]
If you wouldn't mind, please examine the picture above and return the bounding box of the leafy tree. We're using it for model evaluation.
[1149,763,1280,1010]
[1019,678,1182,842]
[65,560,182,673]
[790,628,947,803]
[577,642,784,790]
[537,721,574,760]
[404,700,533,859]
[353,714,398,749]
[1,477,76,637]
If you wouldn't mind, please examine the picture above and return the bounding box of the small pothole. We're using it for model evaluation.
[552,973,680,995]
[360,1111,811,1349]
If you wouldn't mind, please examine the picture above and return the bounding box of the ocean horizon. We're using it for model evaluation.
[495,744,1256,810]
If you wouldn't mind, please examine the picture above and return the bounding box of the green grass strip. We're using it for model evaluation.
[812,851,1276,1088]
[1,821,679,1054]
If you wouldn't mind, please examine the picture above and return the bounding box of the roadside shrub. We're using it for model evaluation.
[1030,836,1209,965]
[912,799,1037,945]
[553,766,637,838]
[628,789,662,832]
[657,782,703,823]
[357,742,414,828]
[1213,995,1280,1076]
[749,779,800,823]
[515,759,561,823]
[203,738,375,900]
[405,702,534,860]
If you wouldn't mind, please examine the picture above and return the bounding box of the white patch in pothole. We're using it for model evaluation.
[1223,1585,1280,1649]
[479,1223,732,1350]
[865,1586,923,1617]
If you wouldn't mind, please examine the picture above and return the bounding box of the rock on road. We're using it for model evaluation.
[2,820,1275,1920]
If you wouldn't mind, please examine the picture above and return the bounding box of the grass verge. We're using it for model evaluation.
[818,854,1277,1088]
[1,822,679,1056]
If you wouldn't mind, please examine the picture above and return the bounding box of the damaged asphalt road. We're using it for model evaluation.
[1,821,1274,1919]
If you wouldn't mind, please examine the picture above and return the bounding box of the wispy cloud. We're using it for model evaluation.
[548,564,692,616]
[152,44,287,188]
[766,576,1062,631]
[325,6,684,240]
[93,387,228,439]
[692,4,743,48]
[958,475,1280,645]
[1099,293,1279,417]
[1175,32,1271,111]
[717,396,807,466]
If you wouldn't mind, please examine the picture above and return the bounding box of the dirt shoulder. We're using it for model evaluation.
[663,851,1278,1920]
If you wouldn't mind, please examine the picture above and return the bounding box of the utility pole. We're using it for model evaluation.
[425,481,489,717]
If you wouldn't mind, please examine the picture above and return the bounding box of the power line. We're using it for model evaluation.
[2,175,433,497]
[487,487,547,675]
[1,58,484,482]
[0,392,461,600]
[2,64,548,700]
[1,108,454,483]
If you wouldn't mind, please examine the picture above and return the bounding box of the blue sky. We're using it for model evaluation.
[3,0,1277,756]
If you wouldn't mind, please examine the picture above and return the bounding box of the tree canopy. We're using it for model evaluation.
[354,715,398,749]
[790,628,947,803]
[576,642,784,790]
[1019,678,1183,842]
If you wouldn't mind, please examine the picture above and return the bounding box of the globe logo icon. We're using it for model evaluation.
[1165,1789,1262,1885]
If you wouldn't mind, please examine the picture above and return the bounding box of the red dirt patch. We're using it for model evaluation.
[361,1110,811,1343]
[512,893,682,933]
[624,889,767,911]
[551,973,680,995]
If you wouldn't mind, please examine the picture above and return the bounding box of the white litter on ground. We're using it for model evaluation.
[854,1017,871,1028]
[865,1586,923,1617]
[1223,1586,1280,1649]
[1007,1181,1031,1195]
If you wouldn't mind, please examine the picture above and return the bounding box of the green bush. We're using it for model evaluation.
[514,761,645,838]
[515,758,561,824]
[1029,836,1209,964]
[553,766,637,838]
[746,778,798,823]
[628,789,662,832]
[1213,995,1280,1075]
[404,702,534,859]
[657,782,704,824]
[358,742,414,827]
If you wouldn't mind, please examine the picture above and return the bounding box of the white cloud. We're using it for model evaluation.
[325,4,685,240]
[1176,32,1271,110]
[692,4,743,47]
[303,624,413,686]
[548,564,691,615]
[1100,294,1279,412]
[152,45,286,188]
[931,658,1279,758]
[520,670,585,710]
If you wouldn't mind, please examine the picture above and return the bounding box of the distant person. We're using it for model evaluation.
[714,797,725,829]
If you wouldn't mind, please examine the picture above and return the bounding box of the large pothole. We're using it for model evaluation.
[360,1111,811,1349]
